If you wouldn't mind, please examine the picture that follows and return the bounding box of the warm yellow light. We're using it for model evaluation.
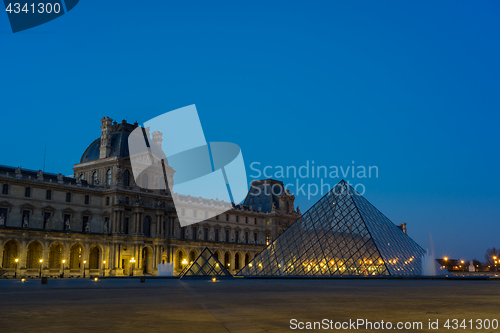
[249,263,252,267]
[181,259,188,265]
[444,257,448,261]
[103,261,106,264]
[258,263,262,267]
[227,263,230,267]
[212,277,216,282]
[461,260,464,264]
[83,260,87,264]
[494,256,497,260]
[62,259,66,264]
[215,263,219,268]
[94,277,98,281]
[14,258,19,263]
[130,258,136,263]
[21,278,25,282]
[39,259,43,263]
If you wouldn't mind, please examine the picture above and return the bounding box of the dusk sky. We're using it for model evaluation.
[1,1,499,261]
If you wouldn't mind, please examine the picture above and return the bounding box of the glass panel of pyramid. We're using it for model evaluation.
[237,180,448,277]
[180,247,233,278]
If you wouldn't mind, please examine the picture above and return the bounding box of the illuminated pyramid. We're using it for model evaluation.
[237,180,447,277]
[180,247,232,279]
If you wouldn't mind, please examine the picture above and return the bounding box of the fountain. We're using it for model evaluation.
[157,262,174,277]
[421,234,438,276]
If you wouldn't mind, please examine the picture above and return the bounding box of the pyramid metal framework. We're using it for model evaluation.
[180,247,233,278]
[237,180,447,277]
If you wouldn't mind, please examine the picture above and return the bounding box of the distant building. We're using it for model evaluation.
[0,118,299,277]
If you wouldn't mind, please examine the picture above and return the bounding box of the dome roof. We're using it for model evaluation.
[80,121,138,163]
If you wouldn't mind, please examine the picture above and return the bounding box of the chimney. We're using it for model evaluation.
[99,117,113,159]
[398,223,407,234]
[152,131,163,149]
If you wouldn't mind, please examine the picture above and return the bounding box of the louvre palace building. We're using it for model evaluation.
[0,118,300,278]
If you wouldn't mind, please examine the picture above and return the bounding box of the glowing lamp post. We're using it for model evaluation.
[83,260,87,278]
[62,259,66,278]
[14,258,18,278]
[130,258,136,276]
[102,260,106,277]
[39,259,43,278]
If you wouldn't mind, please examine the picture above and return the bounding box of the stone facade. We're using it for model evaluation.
[0,118,299,278]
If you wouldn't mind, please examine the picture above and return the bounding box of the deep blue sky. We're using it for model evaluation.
[1,1,499,261]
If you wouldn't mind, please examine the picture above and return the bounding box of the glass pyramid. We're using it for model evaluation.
[237,180,448,277]
[180,247,233,278]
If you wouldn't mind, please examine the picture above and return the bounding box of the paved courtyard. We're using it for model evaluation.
[0,278,498,332]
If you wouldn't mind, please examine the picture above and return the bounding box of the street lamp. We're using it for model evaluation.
[39,259,43,278]
[83,260,87,278]
[62,259,66,278]
[130,258,136,276]
[14,258,18,278]
[102,260,106,277]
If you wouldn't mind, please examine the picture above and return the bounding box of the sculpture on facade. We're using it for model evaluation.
[0,213,5,226]
[44,217,50,229]
[22,215,29,228]
[65,219,71,231]
[84,222,91,233]
[103,220,109,233]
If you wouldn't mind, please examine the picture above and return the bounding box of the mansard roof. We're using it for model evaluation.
[80,120,138,163]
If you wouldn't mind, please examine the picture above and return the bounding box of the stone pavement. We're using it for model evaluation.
[0,278,498,332]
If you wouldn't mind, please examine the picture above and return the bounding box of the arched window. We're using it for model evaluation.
[123,170,130,186]
[92,172,98,185]
[189,250,196,263]
[106,169,112,186]
[224,252,230,268]
[235,253,240,270]
[245,253,250,266]
[143,216,151,237]
[178,251,184,268]
[142,173,148,188]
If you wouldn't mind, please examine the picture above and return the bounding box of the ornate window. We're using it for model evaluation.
[123,217,129,234]
[143,216,151,237]
[92,172,98,185]
[123,170,130,186]
[106,169,112,186]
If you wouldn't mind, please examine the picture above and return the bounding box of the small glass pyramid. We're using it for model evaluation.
[180,247,233,278]
[237,180,447,277]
